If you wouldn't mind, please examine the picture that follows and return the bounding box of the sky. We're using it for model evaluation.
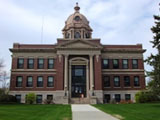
[0,0,159,74]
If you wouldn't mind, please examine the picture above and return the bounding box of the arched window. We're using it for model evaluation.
[65,33,70,38]
[74,16,80,21]
[74,32,81,38]
[85,33,90,38]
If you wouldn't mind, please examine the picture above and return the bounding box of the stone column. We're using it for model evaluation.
[64,55,68,90]
[90,55,94,91]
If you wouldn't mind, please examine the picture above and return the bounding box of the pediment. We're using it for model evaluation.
[56,39,102,49]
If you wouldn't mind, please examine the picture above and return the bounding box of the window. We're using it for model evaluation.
[48,58,54,69]
[16,76,22,87]
[115,94,121,102]
[104,94,111,103]
[124,76,130,87]
[37,76,43,87]
[74,32,81,38]
[27,76,33,87]
[132,59,138,69]
[15,95,21,103]
[103,76,110,87]
[17,58,24,69]
[122,59,128,69]
[28,58,34,69]
[134,76,140,86]
[47,76,54,87]
[125,94,131,101]
[74,16,80,21]
[47,95,53,100]
[114,76,120,87]
[113,59,119,69]
[38,58,44,69]
[36,95,42,104]
[102,59,109,69]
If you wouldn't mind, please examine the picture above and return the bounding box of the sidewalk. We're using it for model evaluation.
[71,104,119,120]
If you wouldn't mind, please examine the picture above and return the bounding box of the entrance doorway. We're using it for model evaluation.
[71,65,86,98]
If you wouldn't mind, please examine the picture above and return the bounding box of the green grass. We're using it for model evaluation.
[93,103,160,120]
[0,104,72,120]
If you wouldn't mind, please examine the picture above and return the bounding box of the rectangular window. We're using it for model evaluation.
[124,76,130,87]
[115,94,121,102]
[114,76,120,87]
[27,76,33,87]
[125,94,131,101]
[28,58,34,69]
[17,58,24,69]
[16,76,22,87]
[132,59,138,69]
[36,95,42,104]
[134,76,140,86]
[113,59,119,69]
[48,58,54,69]
[103,76,110,87]
[15,95,21,103]
[47,76,54,87]
[102,59,109,69]
[47,95,53,100]
[38,58,44,69]
[37,76,43,87]
[122,59,128,69]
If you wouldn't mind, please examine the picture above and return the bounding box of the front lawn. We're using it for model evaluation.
[93,103,160,120]
[0,104,72,120]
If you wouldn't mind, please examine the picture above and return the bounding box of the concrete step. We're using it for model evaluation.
[70,98,90,104]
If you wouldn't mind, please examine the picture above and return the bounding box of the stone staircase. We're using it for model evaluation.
[70,98,90,104]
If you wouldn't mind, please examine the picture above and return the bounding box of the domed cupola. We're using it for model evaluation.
[62,3,93,39]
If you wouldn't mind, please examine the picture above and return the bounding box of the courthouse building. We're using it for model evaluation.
[9,4,146,104]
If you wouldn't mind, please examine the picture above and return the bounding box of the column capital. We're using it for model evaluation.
[64,54,69,57]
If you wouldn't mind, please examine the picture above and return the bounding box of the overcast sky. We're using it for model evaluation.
[0,0,159,72]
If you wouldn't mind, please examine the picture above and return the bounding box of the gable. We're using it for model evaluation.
[56,39,102,49]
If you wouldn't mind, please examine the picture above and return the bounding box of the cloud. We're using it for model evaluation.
[0,0,159,73]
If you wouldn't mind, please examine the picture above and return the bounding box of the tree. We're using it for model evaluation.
[26,93,36,104]
[145,4,160,96]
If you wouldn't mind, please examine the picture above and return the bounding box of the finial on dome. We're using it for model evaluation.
[74,2,80,12]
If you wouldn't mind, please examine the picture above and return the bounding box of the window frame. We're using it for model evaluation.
[26,76,33,87]
[17,58,24,69]
[132,59,138,69]
[37,76,43,87]
[36,95,42,104]
[103,76,110,87]
[47,76,54,87]
[15,95,21,103]
[48,58,54,69]
[38,58,44,69]
[115,94,121,102]
[134,76,140,87]
[122,59,128,69]
[113,59,119,69]
[27,58,34,69]
[125,94,131,101]
[124,76,130,87]
[16,76,23,87]
[114,76,120,87]
[102,59,109,69]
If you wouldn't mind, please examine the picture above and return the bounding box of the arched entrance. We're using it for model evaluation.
[69,57,89,98]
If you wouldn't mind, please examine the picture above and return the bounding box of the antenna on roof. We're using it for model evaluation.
[41,16,44,44]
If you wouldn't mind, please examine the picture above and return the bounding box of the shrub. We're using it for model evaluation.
[0,94,16,103]
[26,93,36,104]
[44,99,54,104]
[120,100,133,104]
[135,91,160,103]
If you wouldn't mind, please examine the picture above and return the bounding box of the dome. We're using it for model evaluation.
[62,3,92,31]
[62,3,92,39]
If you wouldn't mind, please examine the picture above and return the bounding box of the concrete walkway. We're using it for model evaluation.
[71,104,119,120]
